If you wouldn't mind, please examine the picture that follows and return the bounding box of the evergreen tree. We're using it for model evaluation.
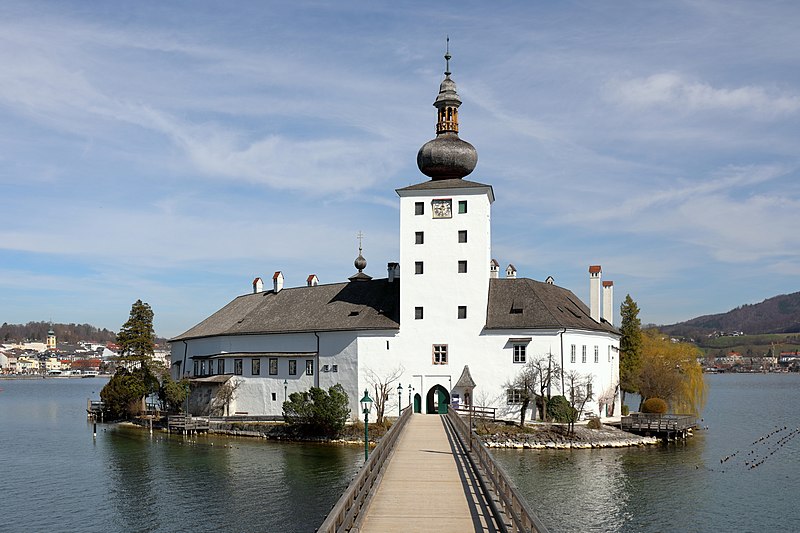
[619,294,643,406]
[116,299,155,361]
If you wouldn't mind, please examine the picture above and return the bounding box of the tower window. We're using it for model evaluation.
[570,345,576,364]
[432,344,448,365]
[458,230,467,243]
[415,307,424,320]
[415,261,424,275]
[415,231,424,244]
[594,346,599,363]
[269,358,278,375]
[458,260,467,273]
[458,306,467,319]
[582,345,587,363]
[458,200,467,214]
[251,358,261,376]
[306,360,314,376]
[289,360,297,376]
[415,202,424,215]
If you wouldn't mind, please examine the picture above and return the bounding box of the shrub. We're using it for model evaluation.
[641,397,668,414]
[586,417,602,429]
[282,384,351,438]
[621,404,630,416]
[547,395,575,423]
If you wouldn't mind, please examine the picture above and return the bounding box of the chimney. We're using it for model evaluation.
[602,281,614,325]
[490,259,499,279]
[589,265,602,322]
[253,277,263,294]
[273,271,284,293]
[307,274,319,287]
[505,264,517,279]
[387,262,400,282]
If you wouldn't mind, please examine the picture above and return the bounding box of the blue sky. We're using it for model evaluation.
[2,1,799,338]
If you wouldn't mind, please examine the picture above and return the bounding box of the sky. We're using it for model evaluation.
[1,0,799,339]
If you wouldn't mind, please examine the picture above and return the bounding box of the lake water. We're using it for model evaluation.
[1,374,798,532]
[493,373,800,533]
[0,377,363,533]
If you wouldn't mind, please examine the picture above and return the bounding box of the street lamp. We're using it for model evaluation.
[408,384,413,411]
[283,379,288,402]
[397,383,404,416]
[360,389,373,461]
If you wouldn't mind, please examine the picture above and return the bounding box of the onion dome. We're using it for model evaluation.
[417,42,478,180]
[349,233,372,282]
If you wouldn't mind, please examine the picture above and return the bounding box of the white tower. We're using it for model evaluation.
[396,45,494,365]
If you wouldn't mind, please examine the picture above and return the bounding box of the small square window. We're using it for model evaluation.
[271,392,277,401]
[289,359,297,376]
[306,360,314,375]
[507,388,523,404]
[458,260,467,273]
[458,200,467,214]
[415,202,424,215]
[415,307,424,320]
[458,230,467,243]
[415,261,424,275]
[331,364,338,373]
[269,357,278,375]
[322,364,330,372]
[458,306,467,319]
[433,344,448,365]
[415,231,424,244]
[251,358,261,376]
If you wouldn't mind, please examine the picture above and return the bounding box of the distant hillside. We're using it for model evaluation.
[1,321,117,344]
[659,292,800,338]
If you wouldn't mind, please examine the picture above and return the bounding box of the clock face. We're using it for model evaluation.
[432,199,452,219]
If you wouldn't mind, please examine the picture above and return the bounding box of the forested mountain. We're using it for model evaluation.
[659,292,800,338]
[0,321,117,344]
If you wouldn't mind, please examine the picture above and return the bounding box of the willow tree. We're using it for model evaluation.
[619,294,643,407]
[638,330,707,415]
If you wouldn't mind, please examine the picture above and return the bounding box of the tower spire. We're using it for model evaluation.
[416,41,478,180]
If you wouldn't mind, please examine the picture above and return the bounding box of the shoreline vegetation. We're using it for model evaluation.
[124,417,662,449]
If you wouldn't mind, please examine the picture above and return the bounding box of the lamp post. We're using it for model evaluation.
[283,379,288,402]
[408,384,413,411]
[360,389,373,461]
[397,383,404,416]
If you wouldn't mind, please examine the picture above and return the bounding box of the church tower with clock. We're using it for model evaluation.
[396,48,495,373]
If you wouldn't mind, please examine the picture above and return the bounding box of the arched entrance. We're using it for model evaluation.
[413,393,422,413]
[425,385,450,414]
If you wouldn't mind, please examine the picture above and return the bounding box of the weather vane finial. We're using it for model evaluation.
[444,36,451,76]
[357,231,364,253]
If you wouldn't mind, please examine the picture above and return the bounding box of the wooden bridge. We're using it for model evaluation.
[318,408,548,533]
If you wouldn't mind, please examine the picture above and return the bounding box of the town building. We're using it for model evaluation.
[170,52,621,421]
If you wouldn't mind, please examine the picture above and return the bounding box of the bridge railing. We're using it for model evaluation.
[447,408,550,533]
[621,413,696,432]
[317,405,413,533]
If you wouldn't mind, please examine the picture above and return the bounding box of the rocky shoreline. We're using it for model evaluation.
[478,423,660,449]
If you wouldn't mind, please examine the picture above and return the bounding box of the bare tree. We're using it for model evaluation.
[529,353,561,421]
[597,381,619,417]
[506,361,538,426]
[564,370,593,435]
[365,366,404,425]
[211,378,242,416]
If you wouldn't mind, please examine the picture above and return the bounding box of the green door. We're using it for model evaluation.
[437,388,448,414]
[413,394,421,413]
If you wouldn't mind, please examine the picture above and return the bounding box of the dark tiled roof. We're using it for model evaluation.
[396,178,493,193]
[172,279,400,341]
[486,278,618,334]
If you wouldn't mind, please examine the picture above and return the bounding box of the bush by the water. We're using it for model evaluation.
[546,395,576,423]
[282,384,351,437]
[586,417,602,429]
[621,404,630,416]
[641,397,668,414]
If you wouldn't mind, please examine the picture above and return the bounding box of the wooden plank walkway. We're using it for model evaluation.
[357,414,503,533]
